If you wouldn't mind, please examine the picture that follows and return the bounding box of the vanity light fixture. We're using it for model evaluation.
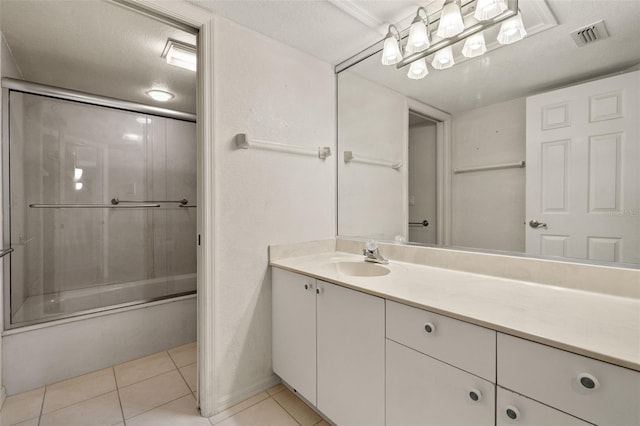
[381,25,403,65]
[406,7,430,55]
[474,0,508,21]
[380,0,524,80]
[462,32,487,58]
[497,13,527,44]
[432,46,455,69]
[407,58,429,79]
[162,39,196,72]
[146,89,174,102]
[437,0,465,38]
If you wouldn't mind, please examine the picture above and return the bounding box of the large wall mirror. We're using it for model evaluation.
[337,0,639,267]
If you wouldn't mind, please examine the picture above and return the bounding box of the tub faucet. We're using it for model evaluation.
[363,240,389,264]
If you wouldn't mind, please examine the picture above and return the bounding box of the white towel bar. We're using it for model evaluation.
[343,150,402,170]
[235,134,331,160]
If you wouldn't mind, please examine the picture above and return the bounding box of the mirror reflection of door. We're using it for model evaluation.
[408,112,437,244]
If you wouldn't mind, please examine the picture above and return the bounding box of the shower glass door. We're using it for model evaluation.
[5,91,196,327]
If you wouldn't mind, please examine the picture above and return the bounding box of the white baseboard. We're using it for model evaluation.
[215,374,281,413]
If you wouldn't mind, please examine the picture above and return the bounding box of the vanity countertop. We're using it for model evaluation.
[270,251,640,372]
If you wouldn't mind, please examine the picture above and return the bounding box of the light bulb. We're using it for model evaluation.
[407,58,429,79]
[75,182,83,191]
[436,1,464,38]
[497,13,527,45]
[381,29,403,65]
[474,0,508,21]
[462,33,487,58]
[74,168,83,181]
[406,16,430,54]
[432,46,455,70]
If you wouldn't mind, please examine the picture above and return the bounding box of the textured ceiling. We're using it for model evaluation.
[0,0,197,114]
[345,0,640,113]
[2,1,638,116]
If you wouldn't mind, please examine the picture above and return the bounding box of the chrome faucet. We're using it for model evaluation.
[363,240,389,264]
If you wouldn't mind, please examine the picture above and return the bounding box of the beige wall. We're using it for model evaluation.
[451,97,526,252]
[212,16,337,408]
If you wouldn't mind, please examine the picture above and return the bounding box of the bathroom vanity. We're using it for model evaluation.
[270,239,640,426]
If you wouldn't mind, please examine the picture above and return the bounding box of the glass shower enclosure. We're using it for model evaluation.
[3,84,197,328]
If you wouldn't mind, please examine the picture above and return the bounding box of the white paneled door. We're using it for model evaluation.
[526,71,639,263]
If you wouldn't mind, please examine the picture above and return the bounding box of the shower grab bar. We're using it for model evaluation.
[0,248,14,258]
[29,203,161,208]
[111,198,188,205]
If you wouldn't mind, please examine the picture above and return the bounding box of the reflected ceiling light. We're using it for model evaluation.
[123,133,142,141]
[407,58,429,79]
[74,167,83,181]
[436,0,465,38]
[497,13,527,44]
[136,117,151,124]
[406,7,430,55]
[462,32,487,58]
[146,89,174,102]
[162,39,197,72]
[75,182,83,191]
[381,25,403,65]
[474,0,508,21]
[432,46,455,70]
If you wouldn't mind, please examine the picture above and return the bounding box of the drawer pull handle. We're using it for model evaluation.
[424,322,436,334]
[468,389,482,402]
[505,406,520,420]
[578,373,599,390]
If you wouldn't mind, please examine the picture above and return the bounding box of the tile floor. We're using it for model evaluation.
[0,343,330,426]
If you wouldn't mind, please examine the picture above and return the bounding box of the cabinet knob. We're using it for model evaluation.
[468,389,482,402]
[505,406,520,421]
[424,322,436,334]
[578,373,599,390]
[304,283,313,290]
[316,287,322,295]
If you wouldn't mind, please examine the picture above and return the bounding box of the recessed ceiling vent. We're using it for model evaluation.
[571,20,609,47]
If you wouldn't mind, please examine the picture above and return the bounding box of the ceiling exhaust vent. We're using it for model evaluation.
[571,20,609,46]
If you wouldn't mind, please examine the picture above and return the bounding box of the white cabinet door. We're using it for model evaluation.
[525,70,639,263]
[497,387,591,426]
[386,339,495,426]
[272,268,317,404]
[317,280,385,426]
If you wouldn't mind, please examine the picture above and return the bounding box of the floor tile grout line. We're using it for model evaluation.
[38,388,119,417]
[123,391,192,422]
[115,352,178,390]
[270,396,303,426]
[209,392,271,425]
[167,350,195,393]
[113,367,127,426]
[117,366,181,392]
[37,386,47,426]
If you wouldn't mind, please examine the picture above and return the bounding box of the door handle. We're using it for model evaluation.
[528,220,547,229]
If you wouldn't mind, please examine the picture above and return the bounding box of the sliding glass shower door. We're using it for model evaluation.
[5,90,196,327]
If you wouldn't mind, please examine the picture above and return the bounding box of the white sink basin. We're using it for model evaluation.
[334,261,390,277]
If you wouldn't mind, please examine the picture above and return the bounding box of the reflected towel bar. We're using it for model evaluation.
[409,220,429,227]
[344,150,402,170]
[179,205,196,208]
[235,133,332,160]
[454,161,525,174]
[29,203,161,208]
[111,198,188,205]
[0,248,14,258]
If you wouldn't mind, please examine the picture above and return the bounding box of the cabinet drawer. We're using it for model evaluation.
[387,339,494,426]
[497,387,591,426]
[386,300,496,381]
[497,333,640,426]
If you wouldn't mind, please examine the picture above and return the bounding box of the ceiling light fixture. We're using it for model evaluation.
[146,89,174,102]
[162,39,196,72]
[380,0,524,80]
